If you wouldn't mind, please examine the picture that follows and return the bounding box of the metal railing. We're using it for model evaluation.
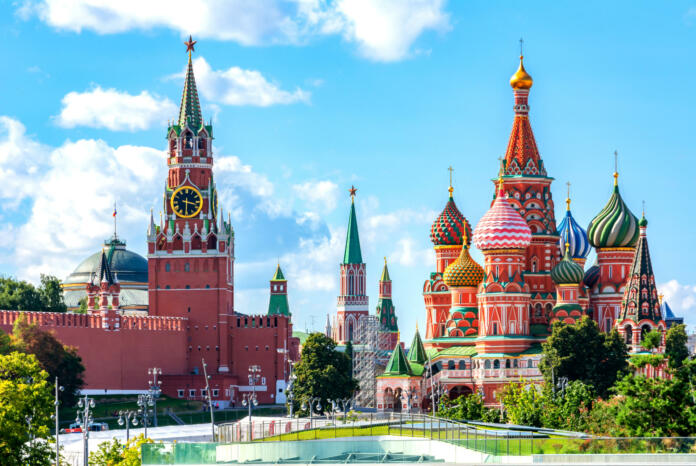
[216,412,696,456]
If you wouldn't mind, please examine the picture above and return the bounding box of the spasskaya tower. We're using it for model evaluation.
[147,36,234,374]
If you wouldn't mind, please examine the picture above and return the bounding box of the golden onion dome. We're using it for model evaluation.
[510,55,533,90]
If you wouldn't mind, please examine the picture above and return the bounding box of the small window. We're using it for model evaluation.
[505,359,511,369]
[165,263,171,272]
[255,346,259,351]
[492,323,498,335]
[261,377,266,386]
[484,360,491,369]
[212,389,219,397]
[165,285,171,289]
[513,359,518,368]
[265,345,270,351]
[188,307,191,313]
[206,284,210,289]
[448,360,455,370]
[189,389,196,398]
[186,285,190,289]
[458,360,466,370]
[177,389,184,398]
[493,360,500,369]
[184,262,190,272]
[201,389,208,397]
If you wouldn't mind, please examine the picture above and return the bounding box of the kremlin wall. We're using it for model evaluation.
[0,40,685,411]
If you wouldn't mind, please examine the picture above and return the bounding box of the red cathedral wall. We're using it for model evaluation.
[0,311,187,391]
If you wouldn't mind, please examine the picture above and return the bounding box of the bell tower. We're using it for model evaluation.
[147,37,234,374]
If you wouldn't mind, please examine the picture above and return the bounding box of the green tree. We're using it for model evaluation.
[90,434,153,466]
[641,330,662,353]
[500,382,547,427]
[39,275,67,313]
[345,340,353,365]
[0,277,43,311]
[437,392,501,422]
[0,352,55,465]
[291,333,357,413]
[665,324,689,370]
[543,381,595,432]
[12,316,85,407]
[539,317,628,398]
[610,373,695,436]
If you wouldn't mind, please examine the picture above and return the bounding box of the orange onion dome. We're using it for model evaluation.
[510,55,533,90]
[442,242,485,288]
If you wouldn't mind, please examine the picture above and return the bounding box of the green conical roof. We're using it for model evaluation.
[271,264,285,281]
[383,343,411,376]
[343,200,363,264]
[381,259,390,282]
[178,53,203,130]
[407,329,427,365]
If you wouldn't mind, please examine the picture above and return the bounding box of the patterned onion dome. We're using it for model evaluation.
[583,262,600,289]
[473,184,532,250]
[551,245,585,285]
[557,206,591,260]
[442,243,485,287]
[430,192,472,246]
[587,181,639,248]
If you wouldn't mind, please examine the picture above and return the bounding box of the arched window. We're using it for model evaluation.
[184,262,190,272]
[348,321,354,341]
[184,132,193,149]
[484,360,491,369]
[624,325,633,344]
[458,360,466,370]
[513,359,518,368]
[534,303,542,317]
[641,325,651,341]
[505,359,511,369]
[448,360,455,370]
[493,360,500,369]
[348,274,354,295]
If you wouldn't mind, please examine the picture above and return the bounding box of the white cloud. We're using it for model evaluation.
[293,180,338,213]
[389,237,434,267]
[331,0,450,61]
[0,117,51,205]
[55,87,176,131]
[191,58,310,107]
[19,0,450,62]
[660,280,696,326]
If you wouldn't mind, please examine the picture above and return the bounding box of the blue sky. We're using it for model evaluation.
[1,0,695,339]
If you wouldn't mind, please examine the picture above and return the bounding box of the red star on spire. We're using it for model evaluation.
[185,35,197,53]
[349,185,357,198]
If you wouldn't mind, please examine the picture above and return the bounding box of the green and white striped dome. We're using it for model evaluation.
[587,183,638,248]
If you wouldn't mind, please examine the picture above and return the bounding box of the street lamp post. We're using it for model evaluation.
[286,370,297,418]
[403,389,419,414]
[53,377,64,466]
[148,368,162,427]
[301,397,322,429]
[201,359,215,441]
[117,410,140,441]
[243,365,261,440]
[75,395,95,466]
[327,398,351,422]
[136,393,155,439]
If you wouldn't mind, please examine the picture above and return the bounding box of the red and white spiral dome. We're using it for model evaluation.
[473,185,532,250]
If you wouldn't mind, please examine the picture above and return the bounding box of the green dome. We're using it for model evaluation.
[587,185,639,248]
[638,215,648,228]
[551,246,584,285]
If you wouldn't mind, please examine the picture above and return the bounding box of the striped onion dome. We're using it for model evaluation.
[430,191,472,246]
[442,243,485,287]
[587,181,639,248]
[551,244,585,285]
[583,262,600,289]
[473,183,532,250]
[557,205,591,260]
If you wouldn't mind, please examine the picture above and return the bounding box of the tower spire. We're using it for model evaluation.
[343,187,362,264]
[448,166,454,197]
[566,181,571,211]
[614,150,619,186]
[178,36,203,130]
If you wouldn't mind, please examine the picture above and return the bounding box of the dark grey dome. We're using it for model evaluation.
[62,237,148,310]
[64,237,148,285]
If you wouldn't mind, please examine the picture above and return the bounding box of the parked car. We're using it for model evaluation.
[62,422,109,433]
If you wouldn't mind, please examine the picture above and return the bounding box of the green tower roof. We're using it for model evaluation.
[383,343,411,376]
[407,328,427,365]
[271,264,286,281]
[343,196,363,264]
[178,48,203,130]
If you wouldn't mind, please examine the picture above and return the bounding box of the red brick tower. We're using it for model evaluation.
[496,53,560,325]
[147,37,234,375]
[586,162,639,332]
[424,177,472,341]
[333,186,368,344]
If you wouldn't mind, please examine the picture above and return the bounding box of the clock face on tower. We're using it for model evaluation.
[171,186,203,218]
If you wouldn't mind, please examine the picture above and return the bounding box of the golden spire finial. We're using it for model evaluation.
[566,181,571,211]
[613,150,619,186]
[565,241,570,255]
[497,156,505,193]
[447,166,454,197]
[659,293,664,305]
[510,39,533,90]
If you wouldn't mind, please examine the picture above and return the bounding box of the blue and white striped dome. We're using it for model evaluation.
[557,208,591,261]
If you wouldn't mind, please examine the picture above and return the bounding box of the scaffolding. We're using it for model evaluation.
[352,315,391,409]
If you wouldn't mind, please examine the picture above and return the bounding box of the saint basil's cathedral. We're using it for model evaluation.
[326,53,683,411]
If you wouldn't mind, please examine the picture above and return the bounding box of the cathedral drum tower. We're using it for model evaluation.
[147,37,234,375]
[497,51,560,325]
